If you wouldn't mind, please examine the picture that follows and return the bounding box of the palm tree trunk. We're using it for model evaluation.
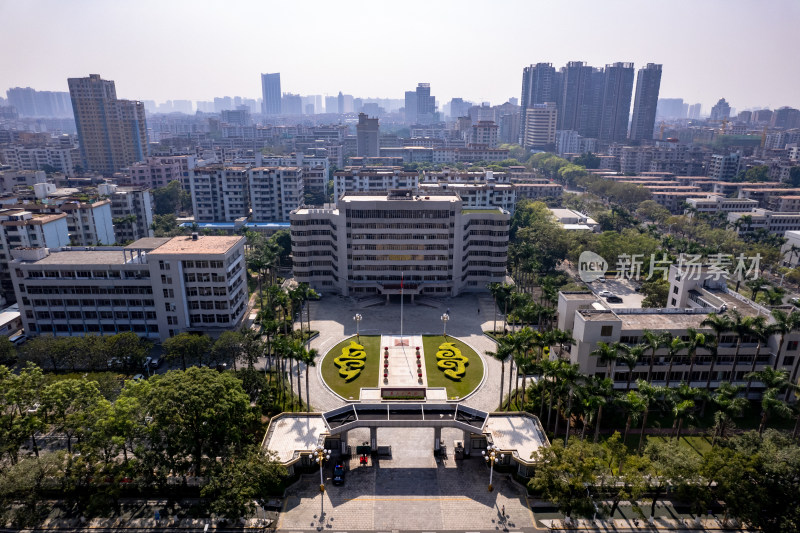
[306,370,311,413]
[507,359,514,411]
[553,398,561,437]
[786,359,800,402]
[758,412,767,437]
[731,342,742,384]
[666,358,674,388]
[564,389,573,446]
[687,354,697,387]
[492,297,497,333]
[638,409,649,454]
[671,418,678,440]
[296,359,303,411]
[593,404,603,443]
[676,418,684,441]
[746,342,762,397]
[773,337,785,370]
[647,349,656,382]
[498,360,505,411]
[623,415,632,445]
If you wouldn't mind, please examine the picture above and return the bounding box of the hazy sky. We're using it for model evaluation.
[1,0,798,112]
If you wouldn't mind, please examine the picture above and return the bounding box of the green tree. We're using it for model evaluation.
[150,213,186,237]
[0,336,16,367]
[41,378,105,454]
[641,440,701,520]
[162,332,211,370]
[152,180,191,215]
[529,439,602,522]
[144,367,254,476]
[103,332,150,372]
[201,447,287,520]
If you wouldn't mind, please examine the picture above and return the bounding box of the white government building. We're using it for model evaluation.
[291,190,510,298]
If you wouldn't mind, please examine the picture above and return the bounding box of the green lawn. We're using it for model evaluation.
[422,335,484,400]
[320,335,381,400]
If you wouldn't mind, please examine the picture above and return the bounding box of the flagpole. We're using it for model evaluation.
[400,271,404,340]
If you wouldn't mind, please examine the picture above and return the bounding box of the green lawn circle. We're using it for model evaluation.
[319,335,484,401]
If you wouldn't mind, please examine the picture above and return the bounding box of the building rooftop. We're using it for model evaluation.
[262,414,328,464]
[34,250,132,266]
[126,237,172,250]
[484,413,549,463]
[150,235,243,255]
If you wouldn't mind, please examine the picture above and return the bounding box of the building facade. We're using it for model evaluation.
[628,64,662,141]
[523,103,558,150]
[290,191,509,297]
[261,73,282,115]
[10,235,247,341]
[68,74,148,175]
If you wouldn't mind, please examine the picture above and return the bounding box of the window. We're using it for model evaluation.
[163,288,174,298]
[788,341,799,351]
[671,298,677,306]
[673,286,679,294]
[600,326,613,336]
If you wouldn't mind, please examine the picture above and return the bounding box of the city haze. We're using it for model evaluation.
[1,0,798,110]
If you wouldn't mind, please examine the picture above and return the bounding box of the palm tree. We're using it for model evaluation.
[701,313,733,390]
[642,330,671,383]
[635,380,665,453]
[294,282,319,338]
[551,329,575,360]
[745,367,793,436]
[729,310,754,385]
[745,276,769,303]
[619,344,645,390]
[710,382,747,446]
[302,347,319,413]
[744,317,769,397]
[585,376,615,443]
[668,383,702,441]
[617,390,647,445]
[576,377,605,441]
[664,337,688,389]
[486,337,513,411]
[590,342,621,381]
[770,309,800,370]
[552,362,580,441]
[488,282,513,334]
[684,328,707,387]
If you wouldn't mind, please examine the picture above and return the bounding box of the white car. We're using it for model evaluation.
[598,290,613,297]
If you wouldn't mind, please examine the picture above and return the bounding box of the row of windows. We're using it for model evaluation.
[31,298,155,308]
[353,255,450,262]
[25,270,148,280]
[182,260,224,269]
[350,223,451,230]
[35,323,158,334]
[293,250,335,257]
[294,261,337,269]
[292,230,334,237]
[25,286,154,295]
[350,275,452,282]
[35,310,157,320]
[351,243,449,251]
[347,209,452,219]
[186,287,229,297]
[351,265,449,272]
[189,314,232,324]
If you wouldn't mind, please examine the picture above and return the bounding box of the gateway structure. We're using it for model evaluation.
[290,190,509,297]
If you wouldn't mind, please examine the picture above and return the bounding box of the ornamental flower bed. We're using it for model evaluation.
[436,341,468,381]
[333,340,367,381]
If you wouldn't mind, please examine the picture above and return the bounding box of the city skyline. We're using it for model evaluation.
[1,0,799,112]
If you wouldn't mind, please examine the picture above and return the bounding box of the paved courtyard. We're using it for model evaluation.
[297,293,512,413]
[278,428,533,531]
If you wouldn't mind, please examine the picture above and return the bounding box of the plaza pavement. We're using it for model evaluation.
[278,427,533,532]
[295,292,513,413]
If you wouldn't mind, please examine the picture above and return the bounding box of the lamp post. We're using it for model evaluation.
[482,443,503,492]
[441,313,450,337]
[314,445,331,492]
[353,313,362,340]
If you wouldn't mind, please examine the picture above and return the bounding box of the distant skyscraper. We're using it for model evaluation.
[281,93,302,115]
[657,98,686,119]
[337,92,344,115]
[709,98,732,121]
[687,103,702,120]
[68,74,147,175]
[520,63,557,143]
[558,61,602,137]
[325,96,338,114]
[598,62,635,142]
[628,63,662,141]
[523,103,558,150]
[404,90,417,124]
[771,107,800,129]
[6,87,73,118]
[261,73,281,115]
[356,113,380,157]
[416,83,436,124]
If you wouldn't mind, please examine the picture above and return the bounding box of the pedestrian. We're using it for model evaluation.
[501,505,505,517]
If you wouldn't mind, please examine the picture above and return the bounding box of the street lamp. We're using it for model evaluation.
[441,313,450,337]
[353,313,362,340]
[482,443,504,492]
[314,445,331,492]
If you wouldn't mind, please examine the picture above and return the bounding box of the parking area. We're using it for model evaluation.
[278,427,532,531]
[588,277,645,309]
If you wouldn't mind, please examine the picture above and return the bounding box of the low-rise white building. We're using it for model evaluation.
[10,235,247,341]
[728,208,800,236]
[549,208,598,231]
[685,195,759,215]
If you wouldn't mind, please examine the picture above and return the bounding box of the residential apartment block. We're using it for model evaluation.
[290,191,509,297]
[0,145,79,177]
[68,74,148,175]
[98,183,154,243]
[10,235,247,341]
[0,208,69,304]
[728,209,800,236]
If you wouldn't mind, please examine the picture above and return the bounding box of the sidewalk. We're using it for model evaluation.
[541,516,747,531]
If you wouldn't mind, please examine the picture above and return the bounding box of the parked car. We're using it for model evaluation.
[9,334,27,346]
[149,355,162,369]
[332,464,345,485]
[132,374,145,381]
[606,296,623,303]
[598,290,612,297]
